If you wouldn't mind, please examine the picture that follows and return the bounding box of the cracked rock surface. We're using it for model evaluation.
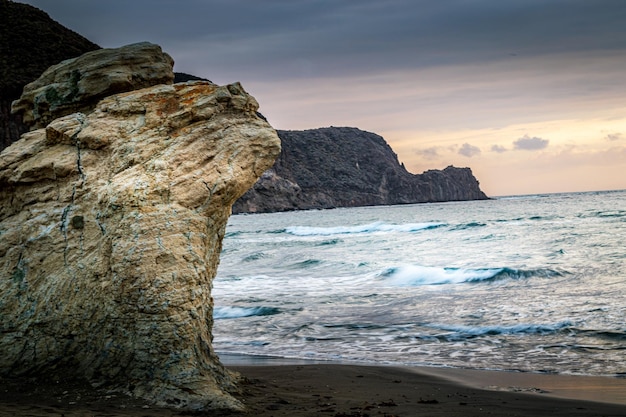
[0,45,280,411]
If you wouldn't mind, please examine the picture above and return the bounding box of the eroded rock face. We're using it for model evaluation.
[11,42,174,131]
[0,80,280,409]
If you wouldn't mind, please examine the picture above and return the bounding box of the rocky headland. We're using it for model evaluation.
[234,127,488,213]
[0,42,280,410]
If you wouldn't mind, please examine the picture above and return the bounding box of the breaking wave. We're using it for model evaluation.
[425,321,574,340]
[214,306,281,319]
[379,265,565,286]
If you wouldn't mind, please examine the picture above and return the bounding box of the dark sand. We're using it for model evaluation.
[1,364,625,416]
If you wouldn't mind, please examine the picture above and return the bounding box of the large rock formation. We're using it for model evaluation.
[0,44,280,410]
[0,0,100,150]
[233,127,488,213]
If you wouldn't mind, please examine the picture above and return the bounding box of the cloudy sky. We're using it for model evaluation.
[19,0,626,196]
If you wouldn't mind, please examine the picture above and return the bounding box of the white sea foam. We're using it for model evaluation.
[426,321,574,339]
[214,306,280,319]
[378,265,564,286]
[284,221,444,236]
[378,265,504,285]
[214,190,626,376]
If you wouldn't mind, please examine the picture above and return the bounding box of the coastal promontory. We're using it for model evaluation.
[234,127,488,213]
[0,43,280,410]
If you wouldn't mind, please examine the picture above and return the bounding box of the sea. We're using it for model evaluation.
[212,190,626,377]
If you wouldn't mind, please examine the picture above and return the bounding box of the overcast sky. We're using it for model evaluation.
[18,0,626,195]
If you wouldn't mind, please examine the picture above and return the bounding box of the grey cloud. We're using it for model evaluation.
[416,147,441,160]
[17,0,626,82]
[513,135,549,151]
[606,133,623,141]
[491,145,508,153]
[459,143,481,157]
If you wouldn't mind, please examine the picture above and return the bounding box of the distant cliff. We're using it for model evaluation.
[233,127,488,213]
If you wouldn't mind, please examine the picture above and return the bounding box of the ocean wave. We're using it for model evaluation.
[224,230,244,238]
[588,210,626,219]
[575,329,626,342]
[452,222,487,230]
[242,252,267,262]
[378,265,564,286]
[426,321,573,340]
[528,215,559,221]
[284,221,445,236]
[317,238,343,246]
[214,306,281,319]
[289,259,322,269]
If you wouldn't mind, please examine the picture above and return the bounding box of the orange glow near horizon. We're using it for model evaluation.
[248,54,626,197]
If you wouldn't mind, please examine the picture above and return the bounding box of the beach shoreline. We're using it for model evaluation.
[2,362,625,416]
[220,352,626,405]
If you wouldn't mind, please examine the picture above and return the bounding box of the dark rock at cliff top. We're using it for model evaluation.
[0,0,100,150]
[173,72,211,83]
[0,1,204,152]
[233,127,488,213]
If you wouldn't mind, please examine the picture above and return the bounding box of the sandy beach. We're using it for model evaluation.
[1,363,625,416]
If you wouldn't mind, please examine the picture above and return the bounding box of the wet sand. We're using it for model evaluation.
[1,364,625,416]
